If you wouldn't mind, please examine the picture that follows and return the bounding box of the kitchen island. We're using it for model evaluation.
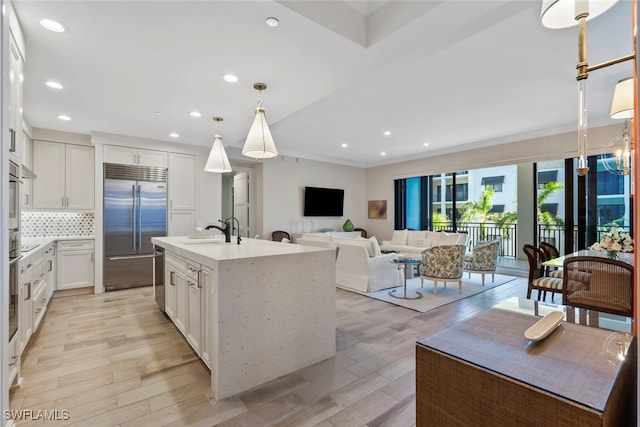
[151,236,336,400]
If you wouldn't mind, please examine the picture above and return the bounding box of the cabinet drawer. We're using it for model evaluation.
[58,240,94,251]
[32,284,47,332]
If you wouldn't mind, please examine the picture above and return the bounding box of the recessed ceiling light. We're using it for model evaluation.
[384,131,391,136]
[45,81,63,89]
[153,112,161,116]
[40,18,68,33]
[222,73,238,83]
[189,111,202,118]
[265,17,279,27]
[341,143,348,148]
[423,142,430,147]
[57,114,71,121]
[169,132,179,138]
[380,152,387,156]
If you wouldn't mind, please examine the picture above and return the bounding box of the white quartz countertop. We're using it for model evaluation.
[20,236,95,261]
[152,235,332,266]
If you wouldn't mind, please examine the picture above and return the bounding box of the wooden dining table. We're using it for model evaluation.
[542,249,635,268]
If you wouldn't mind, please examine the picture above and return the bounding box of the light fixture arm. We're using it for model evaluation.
[570,4,635,176]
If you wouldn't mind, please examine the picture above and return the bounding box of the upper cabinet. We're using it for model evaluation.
[168,153,195,210]
[104,145,168,168]
[32,141,94,210]
[8,32,24,161]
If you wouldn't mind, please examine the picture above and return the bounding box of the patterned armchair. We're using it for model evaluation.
[463,239,500,286]
[419,244,466,295]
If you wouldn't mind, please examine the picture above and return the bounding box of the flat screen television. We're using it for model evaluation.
[303,186,344,217]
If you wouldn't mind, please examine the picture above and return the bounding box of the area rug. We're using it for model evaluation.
[363,274,518,313]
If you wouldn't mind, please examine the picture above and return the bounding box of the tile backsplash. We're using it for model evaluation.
[22,211,95,237]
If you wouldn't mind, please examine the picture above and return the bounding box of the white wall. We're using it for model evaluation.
[260,157,366,239]
[365,124,620,242]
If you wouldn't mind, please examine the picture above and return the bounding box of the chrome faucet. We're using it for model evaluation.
[204,217,241,244]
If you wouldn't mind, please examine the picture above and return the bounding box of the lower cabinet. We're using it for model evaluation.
[57,240,94,290]
[164,252,208,364]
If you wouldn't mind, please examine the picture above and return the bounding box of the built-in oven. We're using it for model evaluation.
[9,160,20,231]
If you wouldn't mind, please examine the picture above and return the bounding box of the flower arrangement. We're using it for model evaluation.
[591,226,633,256]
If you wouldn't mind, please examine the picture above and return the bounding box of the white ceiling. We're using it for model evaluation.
[12,0,634,168]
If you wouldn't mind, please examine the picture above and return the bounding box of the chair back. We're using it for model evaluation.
[420,244,466,279]
[272,230,291,242]
[522,244,544,283]
[540,241,560,261]
[354,227,367,238]
[562,256,634,317]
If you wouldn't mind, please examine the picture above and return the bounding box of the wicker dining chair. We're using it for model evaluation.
[562,256,634,317]
[523,244,565,302]
[354,227,367,238]
[271,230,291,242]
[540,241,563,278]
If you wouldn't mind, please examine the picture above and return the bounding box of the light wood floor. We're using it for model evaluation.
[9,277,529,426]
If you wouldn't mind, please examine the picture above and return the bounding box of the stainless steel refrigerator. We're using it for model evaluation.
[103,163,166,291]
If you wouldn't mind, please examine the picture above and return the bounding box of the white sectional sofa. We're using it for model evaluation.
[380,229,469,254]
[297,234,399,294]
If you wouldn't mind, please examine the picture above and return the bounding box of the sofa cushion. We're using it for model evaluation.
[390,229,408,245]
[439,232,460,245]
[299,234,331,242]
[369,236,382,257]
[406,230,426,247]
[414,238,428,248]
[424,232,440,248]
[333,236,374,257]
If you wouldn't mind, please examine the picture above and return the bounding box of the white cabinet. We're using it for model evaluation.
[18,259,33,354]
[185,263,202,354]
[199,266,213,368]
[45,244,56,299]
[169,153,196,210]
[104,145,168,167]
[56,240,94,290]
[168,152,196,236]
[164,252,203,356]
[165,261,177,321]
[32,141,94,210]
[20,130,32,208]
[8,33,23,161]
[168,210,195,236]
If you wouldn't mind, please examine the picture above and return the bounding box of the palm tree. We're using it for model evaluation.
[431,211,451,230]
[492,211,518,240]
[537,181,564,228]
[459,187,495,239]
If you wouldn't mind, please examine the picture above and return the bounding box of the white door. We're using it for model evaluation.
[168,210,195,236]
[57,250,94,289]
[233,172,250,237]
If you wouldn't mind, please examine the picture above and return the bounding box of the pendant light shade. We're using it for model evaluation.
[540,0,619,29]
[610,77,634,119]
[242,82,278,159]
[204,117,232,173]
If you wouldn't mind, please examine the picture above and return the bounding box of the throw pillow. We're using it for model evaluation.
[406,230,426,246]
[414,238,427,248]
[369,236,382,257]
[390,229,408,245]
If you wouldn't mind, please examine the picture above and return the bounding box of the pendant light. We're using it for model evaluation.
[539,0,635,176]
[242,82,278,159]
[204,117,232,173]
